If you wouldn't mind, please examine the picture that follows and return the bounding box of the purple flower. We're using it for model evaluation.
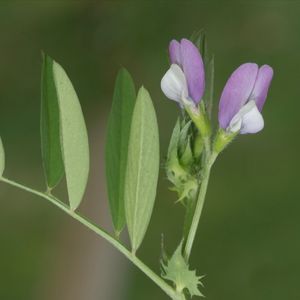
[161,39,205,106]
[218,63,273,134]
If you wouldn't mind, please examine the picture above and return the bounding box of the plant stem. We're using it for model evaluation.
[183,152,217,261]
[0,176,181,300]
[203,136,211,156]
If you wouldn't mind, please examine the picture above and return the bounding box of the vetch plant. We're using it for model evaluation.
[0,31,273,299]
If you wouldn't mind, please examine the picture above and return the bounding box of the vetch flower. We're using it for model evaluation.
[161,39,205,107]
[218,63,273,134]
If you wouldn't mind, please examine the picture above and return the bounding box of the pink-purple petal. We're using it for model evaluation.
[250,65,274,111]
[180,39,205,104]
[218,63,259,129]
[169,40,182,65]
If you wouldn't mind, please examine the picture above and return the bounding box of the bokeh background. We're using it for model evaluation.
[0,1,299,300]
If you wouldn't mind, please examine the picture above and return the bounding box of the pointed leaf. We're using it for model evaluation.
[0,137,5,177]
[52,60,89,210]
[105,68,136,235]
[125,87,159,253]
[41,54,64,189]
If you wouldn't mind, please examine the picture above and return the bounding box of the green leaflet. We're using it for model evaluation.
[124,87,159,253]
[0,137,5,177]
[105,68,136,235]
[41,54,64,190]
[52,60,90,211]
[162,242,204,298]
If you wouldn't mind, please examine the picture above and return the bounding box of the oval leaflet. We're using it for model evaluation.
[52,60,90,210]
[124,87,160,253]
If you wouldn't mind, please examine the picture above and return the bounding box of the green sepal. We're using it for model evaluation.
[177,178,198,204]
[166,119,198,203]
[178,120,192,157]
[161,242,205,297]
[193,132,204,161]
[177,121,194,170]
[213,128,238,154]
[166,119,188,187]
[184,102,211,139]
[180,136,194,170]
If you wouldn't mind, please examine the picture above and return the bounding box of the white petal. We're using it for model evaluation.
[240,103,264,134]
[227,101,255,133]
[228,116,242,133]
[228,100,264,134]
[161,64,188,103]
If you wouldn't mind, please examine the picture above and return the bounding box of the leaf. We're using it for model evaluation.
[52,60,90,210]
[105,68,136,235]
[0,137,5,177]
[124,87,159,253]
[40,54,64,190]
[162,242,204,298]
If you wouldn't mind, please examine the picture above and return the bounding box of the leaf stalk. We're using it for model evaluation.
[0,176,183,300]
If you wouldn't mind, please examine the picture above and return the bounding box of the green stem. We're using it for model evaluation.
[183,152,217,261]
[203,136,211,156]
[0,177,181,300]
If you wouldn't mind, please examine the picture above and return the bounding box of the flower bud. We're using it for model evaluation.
[166,119,199,203]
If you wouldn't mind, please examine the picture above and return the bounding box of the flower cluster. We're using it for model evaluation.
[161,37,274,205]
[161,38,273,136]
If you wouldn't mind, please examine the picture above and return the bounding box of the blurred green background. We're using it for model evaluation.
[0,1,299,300]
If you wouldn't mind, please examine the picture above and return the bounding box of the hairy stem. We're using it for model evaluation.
[0,176,182,300]
[183,152,217,261]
